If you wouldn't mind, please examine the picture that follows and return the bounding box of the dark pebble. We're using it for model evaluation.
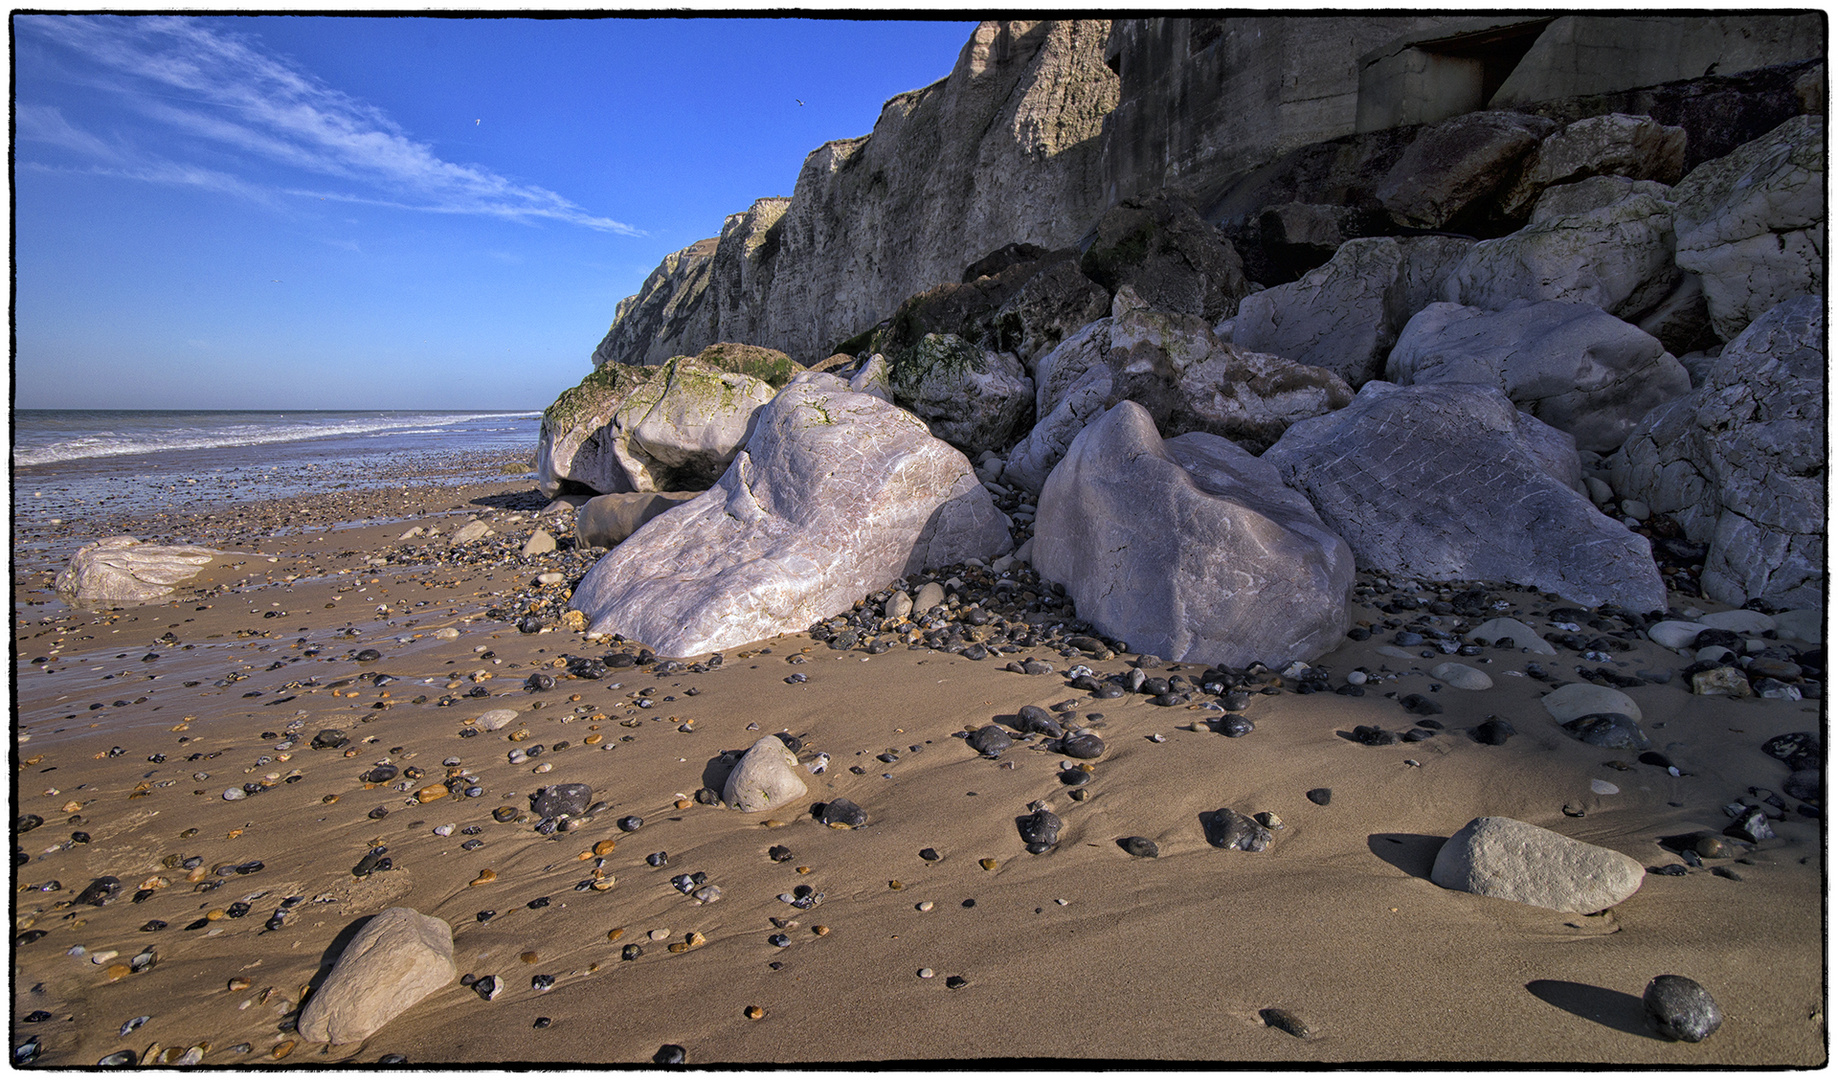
[1260,1008,1311,1038]
[532,1017,552,1029]
[75,876,121,906]
[1118,836,1159,858]
[653,1044,687,1065]
[945,975,968,989]
[1060,733,1105,760]
[1399,694,1442,716]
[622,944,643,961]
[1208,808,1272,852]
[377,1053,409,1064]
[919,847,940,862]
[354,649,382,662]
[647,851,669,867]
[1352,726,1400,746]
[1306,788,1332,806]
[367,806,389,820]
[967,726,1013,757]
[1219,715,1253,738]
[820,798,867,829]
[767,845,792,863]
[532,783,592,820]
[1649,864,1688,876]
[1564,713,1651,751]
[1473,719,1516,745]
[1643,975,1722,1042]
[22,1012,51,1024]
[1723,807,1775,844]
[617,815,644,832]
[1019,809,1062,853]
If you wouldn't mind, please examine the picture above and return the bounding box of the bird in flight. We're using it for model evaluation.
[796,99,804,106]
[476,119,482,125]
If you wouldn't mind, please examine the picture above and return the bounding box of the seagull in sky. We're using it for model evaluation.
[476,118,482,125]
[796,99,804,106]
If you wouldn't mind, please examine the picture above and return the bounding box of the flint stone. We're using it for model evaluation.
[451,520,493,545]
[1442,176,1680,323]
[532,783,592,819]
[1387,300,1690,453]
[1542,683,1643,724]
[1644,975,1723,1043]
[888,334,1034,457]
[819,798,867,829]
[537,356,778,498]
[1208,808,1272,852]
[521,529,557,557]
[1608,295,1824,609]
[1563,713,1653,750]
[1430,816,1644,914]
[1672,115,1824,341]
[1035,401,1353,669]
[1019,809,1063,852]
[966,726,1013,757]
[722,737,808,813]
[1264,382,1665,612]
[298,908,455,1045]
[575,491,701,548]
[1376,110,1557,229]
[1691,666,1753,698]
[913,582,947,613]
[1232,236,1474,388]
[569,377,1011,657]
[1467,618,1556,655]
[55,537,216,606]
[1499,114,1689,220]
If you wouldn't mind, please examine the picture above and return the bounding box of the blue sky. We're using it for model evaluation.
[12,14,979,409]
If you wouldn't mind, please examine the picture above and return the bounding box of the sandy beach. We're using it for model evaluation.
[10,466,1824,1067]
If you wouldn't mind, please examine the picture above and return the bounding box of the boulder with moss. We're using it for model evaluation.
[537,357,778,497]
[888,332,1034,457]
[1080,193,1250,323]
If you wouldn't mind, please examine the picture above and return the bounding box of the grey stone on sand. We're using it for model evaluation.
[55,536,216,606]
[722,737,808,813]
[297,908,456,1045]
[1430,662,1492,691]
[1467,618,1556,655]
[1431,816,1644,914]
[1034,401,1353,668]
[1264,381,1666,612]
[569,376,1011,657]
[474,709,519,732]
[1541,683,1642,724]
[521,529,558,556]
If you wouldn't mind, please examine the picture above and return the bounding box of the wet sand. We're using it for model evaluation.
[10,472,1825,1067]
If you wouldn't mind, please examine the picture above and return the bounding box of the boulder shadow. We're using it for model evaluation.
[1366,833,1447,880]
[469,490,548,512]
[700,751,743,793]
[1525,980,1665,1040]
[302,912,376,1004]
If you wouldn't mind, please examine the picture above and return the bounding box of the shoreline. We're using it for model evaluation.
[10,472,1826,1067]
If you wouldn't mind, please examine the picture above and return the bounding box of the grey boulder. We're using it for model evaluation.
[1499,113,1689,220]
[1264,381,1666,612]
[722,736,808,813]
[1672,115,1824,341]
[1608,294,1824,609]
[575,490,701,548]
[55,536,217,606]
[1079,192,1250,323]
[1232,236,1474,387]
[1033,401,1353,669]
[1443,176,1680,323]
[297,908,455,1045]
[569,375,1011,657]
[1386,300,1691,453]
[1376,110,1557,229]
[1430,816,1645,914]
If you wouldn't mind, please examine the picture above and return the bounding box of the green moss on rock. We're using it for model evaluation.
[544,363,653,433]
[691,342,799,388]
[891,332,985,392]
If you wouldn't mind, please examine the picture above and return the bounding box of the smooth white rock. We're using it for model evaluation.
[1773,609,1821,644]
[1541,682,1642,724]
[1697,609,1776,634]
[1648,620,1711,650]
[297,908,455,1045]
[1467,617,1557,654]
[1431,816,1644,914]
[1430,662,1493,691]
[722,736,808,813]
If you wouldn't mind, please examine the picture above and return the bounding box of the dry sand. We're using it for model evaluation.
[10,476,1826,1068]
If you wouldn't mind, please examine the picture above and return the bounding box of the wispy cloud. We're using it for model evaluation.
[18,15,639,234]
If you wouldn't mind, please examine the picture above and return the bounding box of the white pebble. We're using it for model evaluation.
[433,824,454,837]
[532,762,552,773]
[916,901,934,912]
[917,968,935,979]
[1591,779,1621,795]
[222,788,245,801]
[90,950,118,964]
[648,928,671,941]
[1346,670,1368,686]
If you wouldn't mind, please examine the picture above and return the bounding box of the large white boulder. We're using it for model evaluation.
[1442,176,1680,322]
[1387,300,1691,453]
[569,376,1012,657]
[1672,114,1824,341]
[1608,294,1824,609]
[1431,817,1645,914]
[1033,401,1353,668]
[297,908,455,1045]
[1263,381,1667,612]
[1231,236,1474,387]
[54,536,216,606]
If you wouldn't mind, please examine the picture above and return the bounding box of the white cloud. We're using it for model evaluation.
[19,15,640,234]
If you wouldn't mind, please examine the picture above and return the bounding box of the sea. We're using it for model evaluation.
[12,409,542,534]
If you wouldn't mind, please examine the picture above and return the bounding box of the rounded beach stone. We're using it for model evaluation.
[1467,617,1556,654]
[1430,662,1493,690]
[297,908,456,1045]
[1541,682,1642,724]
[1118,836,1159,858]
[1643,974,1723,1042]
[722,737,808,813]
[1430,816,1644,913]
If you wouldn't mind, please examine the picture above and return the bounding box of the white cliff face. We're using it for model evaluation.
[592,20,1119,370]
